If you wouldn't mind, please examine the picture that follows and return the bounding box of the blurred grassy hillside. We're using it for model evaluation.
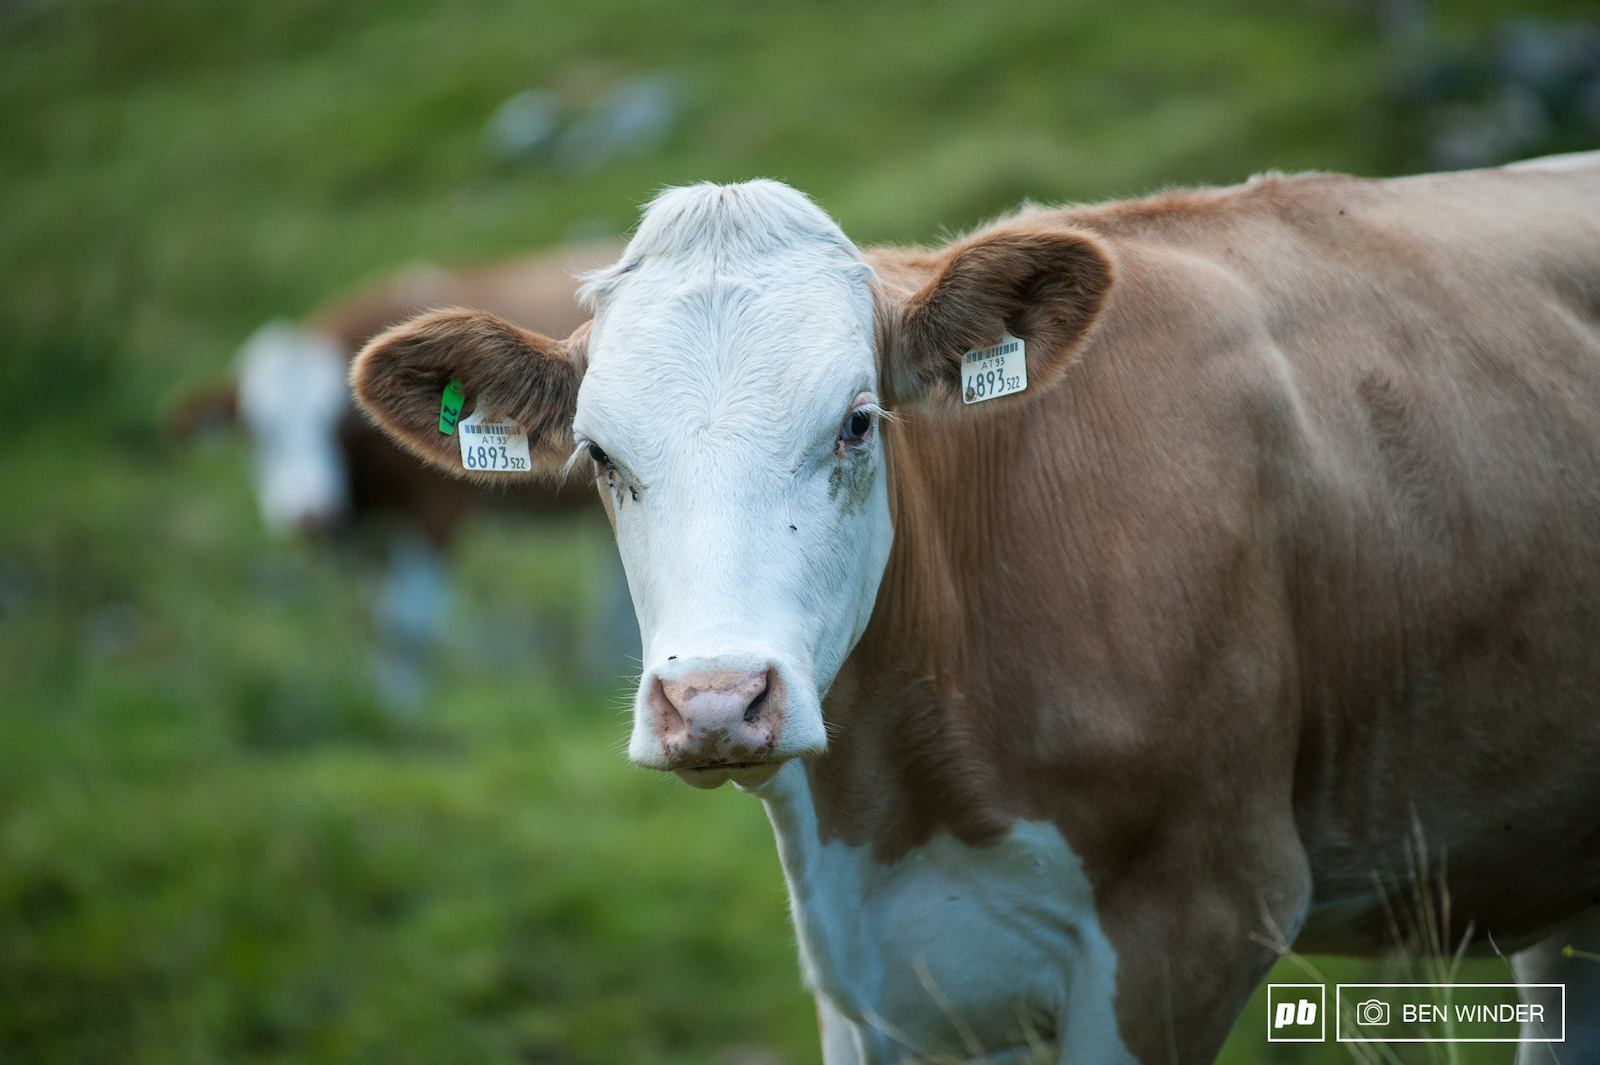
[2,1,1597,1063]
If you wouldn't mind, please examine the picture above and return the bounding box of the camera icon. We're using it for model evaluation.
[1357,999,1391,1026]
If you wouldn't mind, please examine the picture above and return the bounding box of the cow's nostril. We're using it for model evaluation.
[744,679,770,723]
[650,676,686,735]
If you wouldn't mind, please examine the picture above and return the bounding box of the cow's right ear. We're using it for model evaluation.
[351,309,587,481]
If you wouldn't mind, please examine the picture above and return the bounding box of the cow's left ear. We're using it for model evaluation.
[883,225,1114,410]
[351,309,588,482]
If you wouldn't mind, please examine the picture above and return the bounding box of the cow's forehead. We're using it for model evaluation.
[585,261,874,400]
[576,273,875,476]
[574,181,877,461]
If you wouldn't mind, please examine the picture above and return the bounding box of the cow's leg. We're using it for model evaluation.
[1514,907,1600,1065]
[816,994,865,1065]
[1089,819,1314,1065]
[371,527,453,711]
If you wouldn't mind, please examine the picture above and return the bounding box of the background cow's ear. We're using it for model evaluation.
[884,226,1114,410]
[351,309,587,481]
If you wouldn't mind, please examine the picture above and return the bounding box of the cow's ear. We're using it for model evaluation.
[883,226,1114,411]
[351,309,588,481]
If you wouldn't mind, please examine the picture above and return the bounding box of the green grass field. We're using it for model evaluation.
[2,1,1593,1061]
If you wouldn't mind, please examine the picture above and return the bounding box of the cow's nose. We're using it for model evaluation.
[647,666,786,785]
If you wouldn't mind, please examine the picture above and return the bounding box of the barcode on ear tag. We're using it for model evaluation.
[458,408,531,472]
[961,333,1026,404]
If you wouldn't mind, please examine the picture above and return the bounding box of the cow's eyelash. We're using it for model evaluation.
[568,436,616,474]
[563,440,594,476]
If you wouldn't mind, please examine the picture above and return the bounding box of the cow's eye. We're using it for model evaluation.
[588,443,610,467]
[841,409,872,445]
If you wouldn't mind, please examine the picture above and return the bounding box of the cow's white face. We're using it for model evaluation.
[237,321,350,534]
[573,183,892,788]
[351,179,1114,790]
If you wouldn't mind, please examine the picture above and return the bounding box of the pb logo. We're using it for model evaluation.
[1267,984,1326,1042]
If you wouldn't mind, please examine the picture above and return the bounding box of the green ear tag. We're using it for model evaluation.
[438,379,466,434]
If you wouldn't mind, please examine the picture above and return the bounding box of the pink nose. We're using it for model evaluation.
[649,667,785,770]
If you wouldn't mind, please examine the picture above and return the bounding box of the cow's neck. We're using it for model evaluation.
[755,761,872,997]
[800,410,1023,856]
[750,403,1031,893]
[748,408,1127,1053]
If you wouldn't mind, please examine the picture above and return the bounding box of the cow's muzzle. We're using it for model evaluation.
[644,665,787,789]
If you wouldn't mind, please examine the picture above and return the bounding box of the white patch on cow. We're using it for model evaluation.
[753,762,1138,1065]
[572,181,893,770]
[236,321,350,533]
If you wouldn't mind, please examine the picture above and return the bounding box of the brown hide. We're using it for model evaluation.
[812,166,1600,1060]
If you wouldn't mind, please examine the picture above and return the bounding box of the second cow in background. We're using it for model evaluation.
[234,241,623,545]
[181,240,636,702]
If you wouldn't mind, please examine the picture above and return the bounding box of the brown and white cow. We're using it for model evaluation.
[173,242,621,545]
[350,159,1600,1063]
[168,242,636,698]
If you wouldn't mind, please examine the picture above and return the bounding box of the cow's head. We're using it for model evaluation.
[237,321,352,534]
[353,181,1113,788]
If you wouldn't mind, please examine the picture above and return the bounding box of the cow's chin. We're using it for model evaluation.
[673,760,785,791]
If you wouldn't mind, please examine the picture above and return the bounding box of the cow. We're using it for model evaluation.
[171,242,636,698]
[348,159,1600,1063]
[171,241,623,545]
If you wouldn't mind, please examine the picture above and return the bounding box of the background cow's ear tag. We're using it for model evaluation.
[438,378,465,434]
[961,334,1027,404]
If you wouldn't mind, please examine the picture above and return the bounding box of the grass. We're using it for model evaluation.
[3,0,1596,1061]
[0,432,814,1064]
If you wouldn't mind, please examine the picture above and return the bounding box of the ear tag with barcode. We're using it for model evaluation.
[961,333,1026,404]
[458,408,531,472]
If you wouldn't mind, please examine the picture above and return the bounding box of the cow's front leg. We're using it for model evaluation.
[1085,821,1313,1065]
[1514,907,1600,1065]
[816,994,866,1065]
